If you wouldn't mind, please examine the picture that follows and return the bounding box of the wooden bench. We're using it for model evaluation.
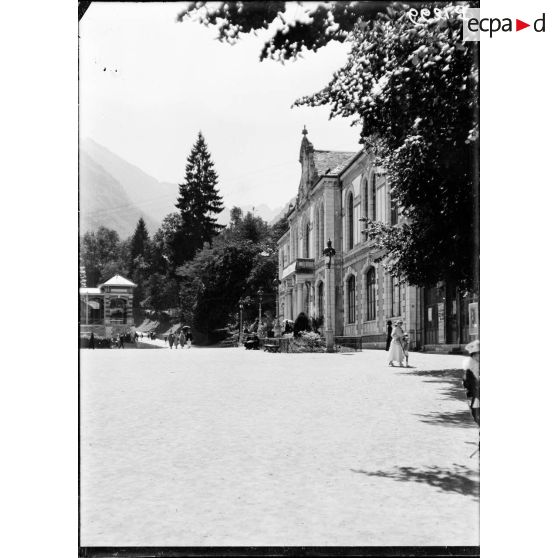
[263,344,280,353]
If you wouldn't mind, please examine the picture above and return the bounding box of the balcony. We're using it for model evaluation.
[295,258,315,274]
[281,258,315,279]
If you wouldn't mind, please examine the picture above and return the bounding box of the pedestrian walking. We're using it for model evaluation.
[88,332,95,350]
[119,333,125,349]
[462,339,480,426]
[387,320,405,367]
[401,332,410,367]
[179,331,185,348]
[385,320,392,351]
[185,328,193,348]
[168,332,174,349]
[173,333,179,349]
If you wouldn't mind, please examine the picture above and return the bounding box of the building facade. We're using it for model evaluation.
[277,129,478,350]
[277,129,421,349]
[79,274,136,337]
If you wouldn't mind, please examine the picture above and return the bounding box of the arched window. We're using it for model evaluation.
[390,185,398,225]
[315,202,325,259]
[109,297,127,324]
[317,281,324,319]
[347,275,356,324]
[362,179,369,241]
[347,192,354,250]
[371,175,377,221]
[391,276,401,317]
[363,179,368,220]
[319,203,324,256]
[366,268,376,321]
[304,221,311,258]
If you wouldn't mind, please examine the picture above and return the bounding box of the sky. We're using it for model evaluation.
[79,1,362,211]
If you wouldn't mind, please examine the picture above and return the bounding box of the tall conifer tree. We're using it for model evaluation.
[129,217,149,269]
[175,132,224,265]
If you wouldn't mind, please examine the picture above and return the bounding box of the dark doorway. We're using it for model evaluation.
[445,284,459,344]
[424,285,439,344]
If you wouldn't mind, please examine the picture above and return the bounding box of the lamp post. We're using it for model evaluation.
[273,277,282,337]
[323,238,336,353]
[238,301,244,347]
[257,287,264,325]
[257,287,266,337]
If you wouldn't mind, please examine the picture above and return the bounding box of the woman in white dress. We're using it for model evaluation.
[388,320,405,367]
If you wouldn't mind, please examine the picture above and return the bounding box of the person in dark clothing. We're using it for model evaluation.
[168,333,175,349]
[118,333,125,348]
[462,339,480,426]
[244,332,260,350]
[88,332,95,349]
[385,321,393,351]
[293,312,310,338]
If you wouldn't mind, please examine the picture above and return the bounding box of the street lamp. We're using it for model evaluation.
[322,238,336,352]
[273,277,282,337]
[323,238,336,269]
[257,287,264,324]
[238,301,244,347]
[257,287,265,337]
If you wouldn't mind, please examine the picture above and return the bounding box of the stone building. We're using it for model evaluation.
[277,128,421,349]
[277,129,478,350]
[79,274,136,337]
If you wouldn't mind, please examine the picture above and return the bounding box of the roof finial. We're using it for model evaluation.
[302,125,308,136]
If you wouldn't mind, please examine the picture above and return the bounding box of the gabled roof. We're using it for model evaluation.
[99,274,137,288]
[313,150,357,177]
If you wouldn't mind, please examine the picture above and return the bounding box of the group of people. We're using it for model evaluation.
[385,320,410,367]
[87,331,132,349]
[166,328,193,349]
[134,331,156,341]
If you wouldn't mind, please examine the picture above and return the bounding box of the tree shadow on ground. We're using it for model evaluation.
[351,464,479,499]
[402,368,463,380]
[398,368,477,426]
[414,408,476,428]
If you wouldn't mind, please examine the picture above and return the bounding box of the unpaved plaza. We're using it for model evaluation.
[80,347,479,546]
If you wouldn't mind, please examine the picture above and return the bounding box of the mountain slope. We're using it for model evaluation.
[80,138,288,236]
[79,151,157,238]
[82,138,179,229]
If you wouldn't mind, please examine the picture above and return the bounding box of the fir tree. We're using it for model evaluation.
[183,3,479,292]
[175,132,224,265]
[129,217,149,273]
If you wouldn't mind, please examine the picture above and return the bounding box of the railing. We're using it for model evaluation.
[334,336,363,352]
[281,258,315,279]
[295,258,315,274]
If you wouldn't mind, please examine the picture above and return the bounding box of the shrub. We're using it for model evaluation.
[291,331,325,353]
